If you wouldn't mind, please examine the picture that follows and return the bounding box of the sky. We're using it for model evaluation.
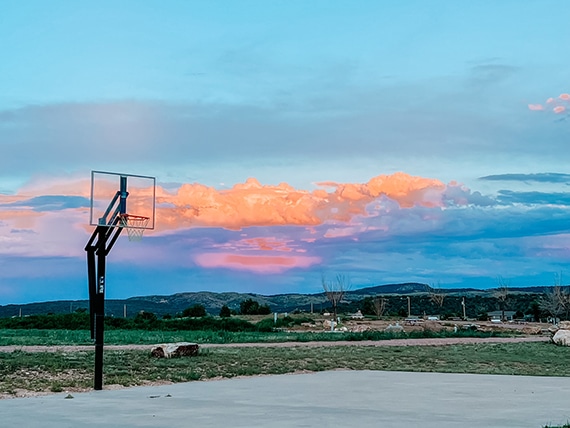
[1,0,570,304]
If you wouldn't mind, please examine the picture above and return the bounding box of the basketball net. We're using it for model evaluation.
[118,214,150,241]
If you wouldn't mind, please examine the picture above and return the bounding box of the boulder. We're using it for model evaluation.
[301,322,317,328]
[552,330,570,346]
[323,320,337,328]
[351,324,370,333]
[385,323,404,333]
[559,321,570,330]
[151,342,199,358]
[422,321,445,332]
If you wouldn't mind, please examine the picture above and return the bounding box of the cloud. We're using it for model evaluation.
[497,190,570,205]
[3,77,565,193]
[212,237,297,252]
[529,92,570,115]
[3,195,90,211]
[156,172,447,231]
[3,169,569,286]
[194,252,321,273]
[528,104,544,111]
[479,173,570,184]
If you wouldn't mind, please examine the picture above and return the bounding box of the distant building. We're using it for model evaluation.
[487,311,517,321]
[350,310,364,319]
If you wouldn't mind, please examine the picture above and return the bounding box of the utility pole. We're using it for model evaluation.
[407,296,411,317]
[462,297,466,320]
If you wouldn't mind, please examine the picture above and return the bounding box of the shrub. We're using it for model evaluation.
[133,311,158,329]
[255,318,275,332]
[239,298,271,315]
[219,305,231,318]
[477,312,489,321]
[182,304,207,318]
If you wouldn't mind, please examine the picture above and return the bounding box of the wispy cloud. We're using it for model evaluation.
[479,173,570,184]
[497,190,570,205]
[3,195,90,211]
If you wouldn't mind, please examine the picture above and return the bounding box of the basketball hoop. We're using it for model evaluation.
[118,214,150,241]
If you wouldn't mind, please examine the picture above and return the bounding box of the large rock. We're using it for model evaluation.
[552,330,570,346]
[323,320,337,329]
[559,321,570,330]
[351,324,370,333]
[422,321,445,332]
[385,323,404,333]
[151,342,199,358]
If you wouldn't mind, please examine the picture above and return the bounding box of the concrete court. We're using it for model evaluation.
[1,370,569,428]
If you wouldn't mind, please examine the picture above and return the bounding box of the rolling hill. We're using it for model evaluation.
[0,282,557,318]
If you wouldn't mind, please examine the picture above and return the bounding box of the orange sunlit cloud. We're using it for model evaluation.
[194,252,321,273]
[155,172,446,231]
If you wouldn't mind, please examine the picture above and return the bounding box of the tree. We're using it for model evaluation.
[182,304,207,318]
[525,301,541,322]
[540,275,570,322]
[219,305,231,318]
[239,299,271,315]
[322,273,351,320]
[427,283,445,312]
[494,276,510,321]
[372,296,386,319]
[134,311,158,328]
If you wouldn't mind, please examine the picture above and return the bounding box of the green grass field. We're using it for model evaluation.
[0,340,567,396]
[0,327,510,346]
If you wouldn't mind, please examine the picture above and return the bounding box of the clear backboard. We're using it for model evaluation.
[89,170,155,229]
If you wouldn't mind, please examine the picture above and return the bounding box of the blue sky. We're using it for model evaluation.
[1,1,570,304]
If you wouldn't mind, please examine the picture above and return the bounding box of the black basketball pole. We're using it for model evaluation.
[93,226,106,390]
[85,176,128,390]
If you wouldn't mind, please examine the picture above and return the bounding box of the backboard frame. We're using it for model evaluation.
[89,170,156,230]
